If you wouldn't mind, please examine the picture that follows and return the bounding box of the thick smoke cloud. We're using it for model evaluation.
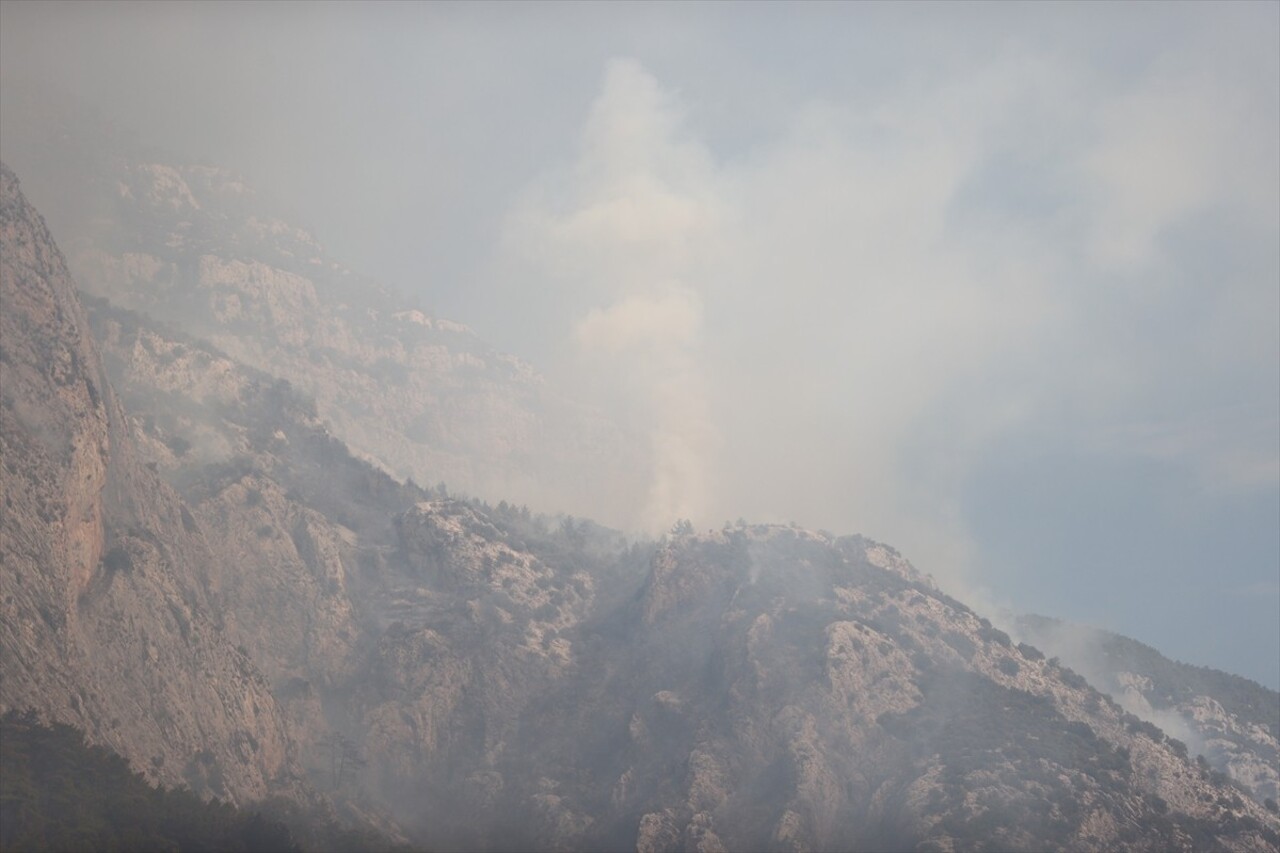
[506,60,725,529]
[504,44,1278,604]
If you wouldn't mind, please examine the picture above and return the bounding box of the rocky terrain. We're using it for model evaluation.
[0,162,297,805]
[3,108,1280,849]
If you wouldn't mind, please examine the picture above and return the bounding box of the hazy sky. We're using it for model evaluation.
[2,1,1277,687]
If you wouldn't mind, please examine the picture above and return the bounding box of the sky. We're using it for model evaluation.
[2,1,1277,688]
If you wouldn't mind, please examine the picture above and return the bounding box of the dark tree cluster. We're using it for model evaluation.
[0,710,298,852]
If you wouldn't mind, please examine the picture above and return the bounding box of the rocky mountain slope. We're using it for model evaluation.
[0,81,646,527]
[0,162,297,805]
[79,292,436,791]
[355,511,1280,851]
[1016,615,1280,807]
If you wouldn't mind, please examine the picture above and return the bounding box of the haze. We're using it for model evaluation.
[1,1,1276,688]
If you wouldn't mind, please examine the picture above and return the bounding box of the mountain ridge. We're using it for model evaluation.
[0,161,299,805]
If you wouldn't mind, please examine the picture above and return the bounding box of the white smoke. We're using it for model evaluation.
[504,45,1277,604]
[506,59,727,531]
[1013,618,1206,756]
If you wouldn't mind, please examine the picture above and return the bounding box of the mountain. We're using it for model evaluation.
[4,108,1280,849]
[0,80,647,528]
[1015,615,1280,807]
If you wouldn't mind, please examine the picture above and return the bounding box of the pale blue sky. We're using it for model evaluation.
[2,1,1277,687]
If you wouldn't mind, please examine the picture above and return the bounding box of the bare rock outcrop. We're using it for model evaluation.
[1,162,299,805]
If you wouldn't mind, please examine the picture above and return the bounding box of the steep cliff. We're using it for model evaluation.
[79,294,426,795]
[0,162,297,805]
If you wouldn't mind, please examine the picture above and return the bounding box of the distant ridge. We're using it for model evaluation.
[1017,614,1280,805]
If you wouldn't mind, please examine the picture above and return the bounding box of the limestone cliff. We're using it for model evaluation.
[0,162,297,805]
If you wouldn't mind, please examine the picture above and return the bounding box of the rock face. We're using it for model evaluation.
[0,162,296,805]
[80,293,430,796]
